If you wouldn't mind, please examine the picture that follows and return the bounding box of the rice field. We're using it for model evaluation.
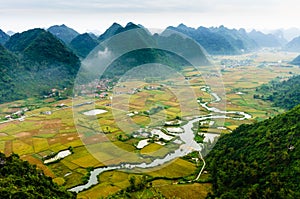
[1,51,300,198]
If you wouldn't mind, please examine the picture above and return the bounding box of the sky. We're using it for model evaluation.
[1,0,300,34]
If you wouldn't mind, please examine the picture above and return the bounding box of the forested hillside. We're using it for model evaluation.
[0,28,80,103]
[254,75,300,110]
[206,105,300,198]
[0,153,76,198]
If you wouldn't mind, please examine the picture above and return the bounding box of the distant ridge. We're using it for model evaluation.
[167,24,258,55]
[98,22,140,42]
[70,33,99,58]
[248,30,282,47]
[291,54,300,66]
[284,36,300,52]
[48,24,79,44]
[0,29,10,45]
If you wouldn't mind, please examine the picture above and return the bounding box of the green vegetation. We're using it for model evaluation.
[69,33,99,58]
[0,28,80,103]
[255,75,300,109]
[167,24,258,55]
[206,105,300,198]
[47,24,79,44]
[0,29,10,45]
[0,152,76,198]
[103,48,191,78]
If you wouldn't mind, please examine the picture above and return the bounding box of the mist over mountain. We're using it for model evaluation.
[284,36,300,52]
[291,54,300,66]
[89,23,209,78]
[273,28,300,42]
[210,26,259,51]
[248,30,283,47]
[6,30,15,36]
[0,22,298,103]
[0,29,10,45]
[167,24,259,55]
[48,24,80,44]
[88,32,98,40]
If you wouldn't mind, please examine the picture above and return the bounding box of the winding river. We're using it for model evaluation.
[69,87,251,193]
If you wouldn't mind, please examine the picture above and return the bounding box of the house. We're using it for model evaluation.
[42,111,52,115]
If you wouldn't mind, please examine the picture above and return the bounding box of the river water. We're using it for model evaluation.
[69,87,251,193]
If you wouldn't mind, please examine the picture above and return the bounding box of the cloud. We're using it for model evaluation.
[0,0,283,15]
[0,0,298,33]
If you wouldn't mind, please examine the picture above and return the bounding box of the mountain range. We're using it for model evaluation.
[166,24,287,55]
[1,22,300,103]
[48,24,80,44]
[248,30,284,47]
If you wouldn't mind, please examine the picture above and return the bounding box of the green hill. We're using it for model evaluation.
[209,26,259,52]
[167,24,258,55]
[5,28,79,67]
[48,24,79,44]
[254,75,300,110]
[0,45,20,102]
[85,25,209,79]
[0,28,80,103]
[98,22,140,42]
[206,105,300,198]
[0,29,10,45]
[0,153,76,198]
[69,33,99,58]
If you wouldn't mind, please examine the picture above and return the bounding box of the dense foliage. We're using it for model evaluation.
[254,75,300,110]
[0,45,22,102]
[69,33,99,58]
[0,29,10,45]
[206,105,300,198]
[0,28,80,103]
[0,153,76,198]
[103,48,191,78]
[167,24,260,55]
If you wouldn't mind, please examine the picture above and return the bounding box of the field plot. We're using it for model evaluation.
[1,50,300,197]
[157,183,212,199]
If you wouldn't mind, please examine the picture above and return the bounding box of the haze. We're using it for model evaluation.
[1,0,300,33]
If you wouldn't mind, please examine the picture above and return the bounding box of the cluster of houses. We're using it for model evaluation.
[43,88,67,98]
[5,108,29,120]
[221,58,253,69]
[113,85,163,96]
[74,79,114,98]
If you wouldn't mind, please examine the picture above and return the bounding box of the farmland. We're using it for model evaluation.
[1,50,300,198]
